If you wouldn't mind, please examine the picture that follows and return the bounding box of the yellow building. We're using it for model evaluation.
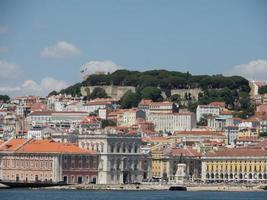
[151,145,168,179]
[151,144,201,182]
[237,127,259,139]
[202,148,267,182]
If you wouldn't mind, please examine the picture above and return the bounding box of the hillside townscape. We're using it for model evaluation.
[0,69,267,190]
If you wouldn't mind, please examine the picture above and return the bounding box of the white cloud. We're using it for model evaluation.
[0,60,22,79]
[40,41,80,59]
[80,60,120,78]
[228,59,267,81]
[0,26,8,33]
[40,77,69,92]
[0,77,69,96]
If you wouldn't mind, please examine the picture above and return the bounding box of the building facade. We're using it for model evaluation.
[147,112,196,133]
[0,139,98,184]
[77,129,151,184]
[201,148,267,183]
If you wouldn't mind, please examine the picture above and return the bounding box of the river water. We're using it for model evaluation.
[0,189,266,200]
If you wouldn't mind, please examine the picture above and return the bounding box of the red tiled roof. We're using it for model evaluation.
[138,99,153,106]
[171,147,201,157]
[174,130,225,137]
[150,101,173,106]
[0,139,28,151]
[206,148,267,157]
[81,116,100,124]
[142,137,168,142]
[85,101,112,106]
[209,102,225,107]
[16,139,95,154]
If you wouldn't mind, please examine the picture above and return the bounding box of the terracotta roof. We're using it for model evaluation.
[0,139,28,151]
[142,137,168,142]
[85,101,112,106]
[198,105,221,108]
[138,99,153,106]
[209,102,225,107]
[16,139,95,154]
[171,147,201,157]
[81,116,100,124]
[150,101,173,106]
[91,98,116,102]
[237,136,258,142]
[257,104,267,113]
[203,140,224,146]
[206,148,267,157]
[30,111,52,115]
[256,140,267,148]
[174,130,225,137]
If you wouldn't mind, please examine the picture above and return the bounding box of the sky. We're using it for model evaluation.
[0,0,267,97]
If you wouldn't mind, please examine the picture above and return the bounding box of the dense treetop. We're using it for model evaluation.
[54,69,253,118]
[81,69,250,92]
[259,85,267,94]
[0,95,10,103]
[58,69,249,97]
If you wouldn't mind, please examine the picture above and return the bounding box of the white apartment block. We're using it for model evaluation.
[149,101,178,114]
[196,105,221,122]
[29,111,88,126]
[147,112,196,133]
[82,102,112,114]
[117,109,145,127]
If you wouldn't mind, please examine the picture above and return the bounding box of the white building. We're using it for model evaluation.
[149,101,178,114]
[117,109,145,127]
[77,129,150,184]
[196,105,221,122]
[29,111,88,126]
[147,112,196,133]
[224,126,239,145]
[27,126,55,139]
[82,102,112,114]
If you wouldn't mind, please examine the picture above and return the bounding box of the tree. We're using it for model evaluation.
[198,115,209,126]
[170,94,182,104]
[0,95,10,103]
[90,87,108,99]
[141,87,163,102]
[188,101,198,112]
[102,119,116,128]
[259,85,267,94]
[259,132,267,137]
[120,90,141,108]
[48,90,58,97]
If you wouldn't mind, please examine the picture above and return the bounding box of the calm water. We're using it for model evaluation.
[0,189,267,200]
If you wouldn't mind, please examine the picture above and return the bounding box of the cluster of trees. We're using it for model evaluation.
[120,87,163,108]
[50,69,253,118]
[0,95,10,103]
[57,69,249,98]
[81,70,249,92]
[59,83,82,97]
[259,85,267,94]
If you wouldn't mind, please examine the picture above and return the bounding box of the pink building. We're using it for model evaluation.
[0,139,98,184]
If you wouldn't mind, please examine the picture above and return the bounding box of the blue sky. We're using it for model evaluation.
[0,0,267,96]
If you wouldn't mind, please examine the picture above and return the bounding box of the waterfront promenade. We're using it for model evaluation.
[36,183,267,192]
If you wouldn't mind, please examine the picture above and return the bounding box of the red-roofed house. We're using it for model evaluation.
[0,139,98,184]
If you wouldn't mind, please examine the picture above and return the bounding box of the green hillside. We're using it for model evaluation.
[54,69,253,118]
